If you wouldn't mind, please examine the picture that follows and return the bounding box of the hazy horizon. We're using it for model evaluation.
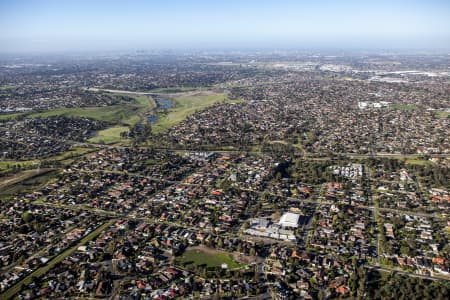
[1,0,450,53]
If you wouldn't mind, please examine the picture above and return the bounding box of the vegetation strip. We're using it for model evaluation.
[0,220,115,300]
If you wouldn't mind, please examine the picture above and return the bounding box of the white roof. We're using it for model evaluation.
[279,212,300,228]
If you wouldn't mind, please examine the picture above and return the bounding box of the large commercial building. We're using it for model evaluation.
[278,212,300,228]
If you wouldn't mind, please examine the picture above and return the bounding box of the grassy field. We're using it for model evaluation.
[0,169,58,201]
[27,105,137,125]
[152,92,242,133]
[46,147,95,161]
[0,160,40,172]
[0,147,94,173]
[0,112,26,120]
[0,93,154,125]
[176,247,245,270]
[88,125,128,144]
[22,94,154,127]
[404,158,433,166]
[391,104,418,111]
[435,111,450,119]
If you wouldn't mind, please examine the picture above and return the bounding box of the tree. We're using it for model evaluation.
[242,221,250,230]
[349,272,358,295]
[317,289,325,300]
[143,123,152,138]
[22,211,34,223]
[357,266,366,298]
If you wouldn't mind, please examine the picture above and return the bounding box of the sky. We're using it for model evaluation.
[1,0,450,53]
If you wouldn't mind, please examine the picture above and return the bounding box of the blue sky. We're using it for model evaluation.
[1,0,449,52]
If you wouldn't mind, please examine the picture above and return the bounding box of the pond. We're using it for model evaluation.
[148,98,173,124]
[156,98,173,110]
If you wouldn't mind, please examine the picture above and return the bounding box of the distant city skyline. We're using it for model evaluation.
[1,0,450,53]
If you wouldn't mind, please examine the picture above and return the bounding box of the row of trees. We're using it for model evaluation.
[366,269,450,299]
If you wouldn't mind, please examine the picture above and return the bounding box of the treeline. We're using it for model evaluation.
[272,158,353,185]
[363,157,449,189]
[366,269,450,299]
[410,163,450,189]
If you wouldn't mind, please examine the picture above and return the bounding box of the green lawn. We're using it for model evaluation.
[435,111,450,119]
[391,104,418,111]
[88,125,128,144]
[45,147,95,161]
[405,158,432,166]
[27,105,137,125]
[0,94,155,126]
[0,112,25,121]
[26,94,154,126]
[0,160,40,172]
[123,94,155,109]
[176,248,245,270]
[0,148,95,173]
[152,93,242,133]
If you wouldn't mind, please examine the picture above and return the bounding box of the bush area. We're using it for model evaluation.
[366,269,450,299]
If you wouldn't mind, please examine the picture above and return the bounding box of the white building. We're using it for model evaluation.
[278,213,300,228]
